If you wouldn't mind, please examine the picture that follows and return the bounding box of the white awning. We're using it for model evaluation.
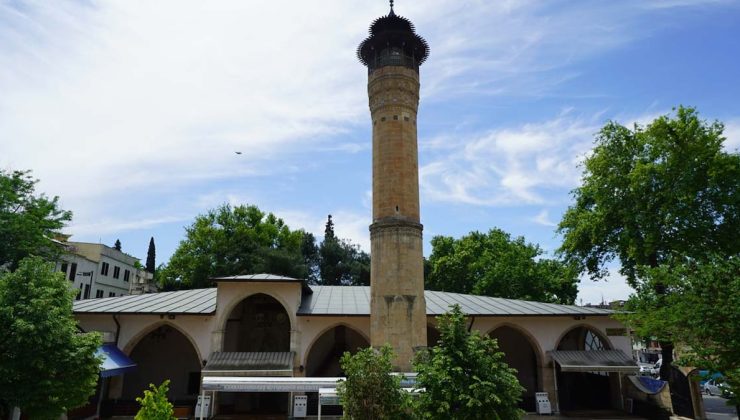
[201,376,343,392]
[549,350,639,373]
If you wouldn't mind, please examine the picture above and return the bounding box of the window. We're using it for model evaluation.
[76,284,83,301]
[123,269,130,282]
[101,262,109,276]
[60,263,68,274]
[96,290,104,299]
[109,292,115,298]
[84,284,90,299]
[113,266,120,279]
[68,263,77,281]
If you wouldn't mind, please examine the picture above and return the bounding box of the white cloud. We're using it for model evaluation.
[532,209,557,227]
[723,119,740,152]
[576,269,635,306]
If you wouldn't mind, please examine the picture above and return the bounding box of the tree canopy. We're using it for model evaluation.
[317,215,370,286]
[558,106,740,285]
[413,305,523,420]
[558,106,740,379]
[0,257,102,419]
[158,204,307,289]
[0,169,72,270]
[426,228,578,304]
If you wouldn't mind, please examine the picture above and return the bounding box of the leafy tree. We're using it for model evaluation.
[158,204,307,289]
[113,239,122,251]
[413,305,523,420]
[316,215,371,286]
[426,229,578,304]
[0,169,72,270]
[0,257,102,419]
[337,345,408,420]
[622,256,740,415]
[135,380,176,420]
[558,106,740,378]
[146,237,156,274]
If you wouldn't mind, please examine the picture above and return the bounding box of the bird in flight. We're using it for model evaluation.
[235,151,242,155]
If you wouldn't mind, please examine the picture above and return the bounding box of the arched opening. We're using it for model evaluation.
[218,293,292,416]
[556,326,617,413]
[427,325,440,347]
[304,325,370,415]
[121,325,201,411]
[489,326,541,412]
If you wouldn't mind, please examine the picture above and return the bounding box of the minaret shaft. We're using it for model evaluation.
[368,65,426,370]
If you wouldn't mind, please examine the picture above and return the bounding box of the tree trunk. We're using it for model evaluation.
[658,341,673,381]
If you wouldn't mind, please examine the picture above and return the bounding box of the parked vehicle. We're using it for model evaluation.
[649,359,662,377]
[703,379,734,398]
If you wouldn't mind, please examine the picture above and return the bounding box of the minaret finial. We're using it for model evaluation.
[390,0,394,13]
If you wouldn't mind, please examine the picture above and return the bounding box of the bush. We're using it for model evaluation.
[135,380,176,420]
[337,345,409,420]
[413,305,524,420]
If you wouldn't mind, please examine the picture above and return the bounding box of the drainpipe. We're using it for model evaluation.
[467,316,476,332]
[112,314,121,346]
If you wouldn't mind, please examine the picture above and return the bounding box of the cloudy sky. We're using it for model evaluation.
[2,0,739,304]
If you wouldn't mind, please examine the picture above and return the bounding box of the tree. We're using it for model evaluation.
[158,204,307,289]
[316,215,371,286]
[558,106,740,378]
[622,256,740,415]
[146,237,156,274]
[0,169,72,270]
[135,380,176,420]
[113,239,122,251]
[337,345,409,420]
[413,305,523,420]
[426,229,578,304]
[0,257,102,419]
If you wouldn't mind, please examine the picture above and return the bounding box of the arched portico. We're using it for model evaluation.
[489,324,544,412]
[426,324,441,347]
[304,323,370,377]
[121,324,202,404]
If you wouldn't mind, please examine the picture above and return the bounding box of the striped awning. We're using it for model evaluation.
[549,350,638,373]
[203,352,294,376]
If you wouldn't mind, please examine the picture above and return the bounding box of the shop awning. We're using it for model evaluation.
[549,350,639,373]
[97,344,136,378]
[203,352,294,376]
[202,376,342,392]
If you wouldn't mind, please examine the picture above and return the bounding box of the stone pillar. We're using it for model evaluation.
[368,66,427,371]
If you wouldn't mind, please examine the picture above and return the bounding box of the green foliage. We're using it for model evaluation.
[426,229,578,304]
[413,305,524,420]
[0,257,102,419]
[558,106,740,285]
[0,169,72,270]
[621,256,740,407]
[135,380,176,420]
[146,237,156,274]
[337,345,409,420]
[314,215,370,286]
[158,204,307,289]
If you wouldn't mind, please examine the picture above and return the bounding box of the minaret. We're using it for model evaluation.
[357,1,429,370]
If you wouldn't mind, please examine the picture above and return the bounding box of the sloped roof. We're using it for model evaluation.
[73,285,613,317]
[549,350,638,373]
[204,352,294,372]
[73,288,216,314]
[212,273,303,282]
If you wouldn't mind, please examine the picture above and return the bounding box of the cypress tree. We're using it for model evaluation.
[146,237,156,274]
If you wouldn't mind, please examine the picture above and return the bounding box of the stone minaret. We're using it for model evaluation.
[357,1,430,370]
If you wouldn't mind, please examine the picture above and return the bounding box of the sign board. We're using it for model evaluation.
[195,395,212,418]
[293,395,308,417]
[606,328,627,336]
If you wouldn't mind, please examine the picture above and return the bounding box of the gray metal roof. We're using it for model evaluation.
[74,285,613,317]
[204,352,294,372]
[212,273,302,282]
[549,350,638,373]
[73,288,216,314]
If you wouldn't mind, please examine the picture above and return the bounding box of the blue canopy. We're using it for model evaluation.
[96,344,136,378]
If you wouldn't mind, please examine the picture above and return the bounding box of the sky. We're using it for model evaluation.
[2,0,739,305]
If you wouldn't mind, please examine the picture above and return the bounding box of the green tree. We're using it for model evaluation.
[146,237,156,274]
[413,305,523,420]
[426,229,578,304]
[337,345,408,420]
[558,106,740,378]
[0,169,72,270]
[135,380,176,420]
[0,257,102,419]
[158,204,307,289]
[317,215,371,286]
[622,256,740,414]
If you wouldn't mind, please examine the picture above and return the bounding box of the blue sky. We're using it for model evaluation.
[2,0,739,304]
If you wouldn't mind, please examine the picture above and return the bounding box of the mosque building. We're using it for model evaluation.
[73,3,637,418]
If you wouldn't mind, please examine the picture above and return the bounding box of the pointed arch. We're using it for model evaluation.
[303,323,370,377]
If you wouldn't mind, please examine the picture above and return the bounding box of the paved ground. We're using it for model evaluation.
[704,394,739,420]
